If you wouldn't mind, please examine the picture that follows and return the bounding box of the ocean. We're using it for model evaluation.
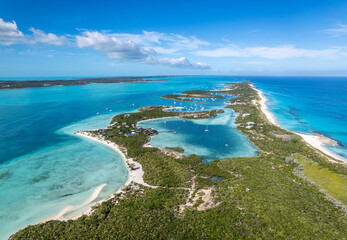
[0,76,346,238]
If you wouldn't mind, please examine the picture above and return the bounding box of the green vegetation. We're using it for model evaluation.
[295,155,347,206]
[13,82,347,239]
[162,94,194,102]
[96,105,224,187]
[165,147,185,153]
[0,76,171,90]
[162,89,224,102]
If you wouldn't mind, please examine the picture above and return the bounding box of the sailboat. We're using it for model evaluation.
[205,125,209,132]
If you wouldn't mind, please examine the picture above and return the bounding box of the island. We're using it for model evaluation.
[0,76,173,90]
[12,82,347,239]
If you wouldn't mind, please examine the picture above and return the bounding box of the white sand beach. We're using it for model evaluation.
[293,132,345,162]
[47,130,157,222]
[75,131,155,188]
[252,85,346,163]
[253,87,279,127]
[47,183,107,221]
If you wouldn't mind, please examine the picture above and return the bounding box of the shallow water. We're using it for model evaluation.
[0,77,252,238]
[1,76,346,238]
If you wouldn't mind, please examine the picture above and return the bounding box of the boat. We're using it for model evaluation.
[205,125,209,132]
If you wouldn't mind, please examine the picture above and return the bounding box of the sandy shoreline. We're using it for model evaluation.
[51,116,183,221]
[47,83,345,222]
[75,131,155,188]
[253,87,280,127]
[47,130,156,222]
[252,84,346,163]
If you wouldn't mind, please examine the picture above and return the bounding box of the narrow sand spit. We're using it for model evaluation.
[252,84,345,163]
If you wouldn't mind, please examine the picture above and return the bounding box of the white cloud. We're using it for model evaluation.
[195,45,340,59]
[152,46,178,54]
[112,31,165,45]
[84,30,209,54]
[76,31,155,60]
[166,34,209,51]
[322,24,347,37]
[148,56,210,69]
[76,31,210,69]
[0,18,69,46]
[0,18,24,45]
[29,28,68,46]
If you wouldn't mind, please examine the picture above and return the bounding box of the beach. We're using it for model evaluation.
[75,131,155,188]
[49,84,345,222]
[253,85,346,163]
[46,131,157,222]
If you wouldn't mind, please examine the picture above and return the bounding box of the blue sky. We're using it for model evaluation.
[1,0,347,77]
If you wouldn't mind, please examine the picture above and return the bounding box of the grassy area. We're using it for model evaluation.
[296,155,347,206]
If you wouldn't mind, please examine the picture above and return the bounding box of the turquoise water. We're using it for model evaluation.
[0,78,254,238]
[138,109,258,163]
[0,76,346,238]
[246,76,347,160]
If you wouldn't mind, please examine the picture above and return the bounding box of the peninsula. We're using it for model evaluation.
[12,82,347,239]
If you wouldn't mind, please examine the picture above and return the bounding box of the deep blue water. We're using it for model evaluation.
[245,76,347,159]
[0,76,346,238]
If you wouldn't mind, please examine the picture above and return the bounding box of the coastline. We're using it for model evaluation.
[43,83,345,224]
[75,131,156,188]
[47,130,156,222]
[252,85,346,163]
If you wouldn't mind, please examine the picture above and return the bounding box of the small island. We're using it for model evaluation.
[12,82,347,239]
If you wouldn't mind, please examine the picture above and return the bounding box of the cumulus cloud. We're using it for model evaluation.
[0,18,24,45]
[322,24,347,37]
[0,18,210,69]
[0,18,69,46]
[76,31,210,69]
[91,30,209,54]
[29,28,68,46]
[76,31,155,60]
[148,56,210,69]
[194,45,340,59]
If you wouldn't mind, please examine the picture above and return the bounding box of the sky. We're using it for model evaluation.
[1,0,347,77]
